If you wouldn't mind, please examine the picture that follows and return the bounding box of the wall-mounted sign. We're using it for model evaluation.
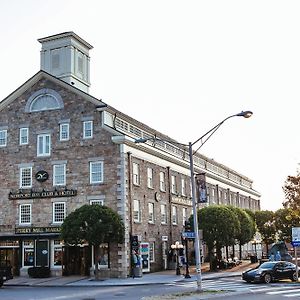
[15,226,61,234]
[9,189,77,200]
[35,170,49,182]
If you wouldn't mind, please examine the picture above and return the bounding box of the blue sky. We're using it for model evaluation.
[1,0,300,210]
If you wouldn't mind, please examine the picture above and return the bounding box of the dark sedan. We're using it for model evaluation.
[242,261,299,283]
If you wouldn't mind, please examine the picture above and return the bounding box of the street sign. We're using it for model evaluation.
[182,232,195,239]
[292,241,300,247]
[292,227,300,245]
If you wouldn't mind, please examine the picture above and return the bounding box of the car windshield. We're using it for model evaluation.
[258,262,276,269]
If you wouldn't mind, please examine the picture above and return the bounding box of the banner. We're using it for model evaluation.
[195,172,208,203]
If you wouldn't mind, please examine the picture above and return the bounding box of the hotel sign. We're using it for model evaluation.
[9,189,77,200]
[15,226,61,234]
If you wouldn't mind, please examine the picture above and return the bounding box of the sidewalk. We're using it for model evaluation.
[4,260,256,287]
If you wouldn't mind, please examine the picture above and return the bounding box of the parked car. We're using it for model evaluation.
[242,261,299,283]
[0,265,13,287]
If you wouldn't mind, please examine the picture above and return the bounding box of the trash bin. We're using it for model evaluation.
[250,255,258,263]
[132,266,142,278]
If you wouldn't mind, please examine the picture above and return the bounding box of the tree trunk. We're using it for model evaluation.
[94,245,100,280]
[239,243,242,260]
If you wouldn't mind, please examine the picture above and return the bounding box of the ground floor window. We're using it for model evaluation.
[23,240,34,267]
[53,240,63,266]
[98,243,109,268]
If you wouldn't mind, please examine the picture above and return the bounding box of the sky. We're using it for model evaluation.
[1,0,300,211]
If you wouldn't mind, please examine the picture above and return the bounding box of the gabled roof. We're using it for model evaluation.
[0,70,106,111]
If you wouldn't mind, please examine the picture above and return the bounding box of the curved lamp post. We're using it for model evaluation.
[135,110,253,292]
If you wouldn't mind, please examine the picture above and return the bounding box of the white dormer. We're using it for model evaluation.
[38,32,93,93]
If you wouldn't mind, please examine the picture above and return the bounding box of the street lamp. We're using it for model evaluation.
[135,110,253,291]
[171,241,184,275]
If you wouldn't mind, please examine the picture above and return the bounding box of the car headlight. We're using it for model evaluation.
[256,269,262,275]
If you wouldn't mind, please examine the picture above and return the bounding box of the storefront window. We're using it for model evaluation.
[23,240,34,267]
[53,240,62,266]
[98,243,109,268]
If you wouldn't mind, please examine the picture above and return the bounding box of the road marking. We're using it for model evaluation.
[267,288,300,295]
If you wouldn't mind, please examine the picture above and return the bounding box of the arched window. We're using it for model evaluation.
[25,89,63,112]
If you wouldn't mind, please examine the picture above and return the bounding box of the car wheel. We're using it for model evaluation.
[263,273,272,284]
[291,272,298,282]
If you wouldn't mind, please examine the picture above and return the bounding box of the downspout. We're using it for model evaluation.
[166,167,172,244]
[127,152,133,276]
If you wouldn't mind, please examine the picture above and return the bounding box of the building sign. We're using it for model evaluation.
[9,189,77,200]
[35,170,49,182]
[15,226,61,234]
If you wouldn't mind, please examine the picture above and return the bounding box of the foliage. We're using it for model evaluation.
[254,210,276,251]
[61,204,125,246]
[274,208,300,242]
[283,173,300,219]
[196,205,240,263]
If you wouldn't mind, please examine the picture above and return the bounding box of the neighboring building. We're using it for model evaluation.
[0,32,260,278]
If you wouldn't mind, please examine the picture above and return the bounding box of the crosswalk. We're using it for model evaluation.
[165,279,300,297]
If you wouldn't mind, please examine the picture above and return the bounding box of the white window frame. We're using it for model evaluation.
[83,120,93,139]
[19,204,32,225]
[52,202,66,224]
[133,199,141,222]
[159,172,166,191]
[20,167,32,189]
[0,130,7,147]
[161,204,167,224]
[172,205,177,225]
[171,175,177,194]
[89,161,104,184]
[53,164,66,186]
[20,127,29,145]
[182,207,188,226]
[90,199,104,206]
[147,168,153,188]
[59,123,69,141]
[37,134,51,157]
[132,163,140,185]
[148,202,154,223]
[181,178,186,196]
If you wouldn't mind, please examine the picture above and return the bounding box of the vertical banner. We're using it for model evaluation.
[195,173,208,203]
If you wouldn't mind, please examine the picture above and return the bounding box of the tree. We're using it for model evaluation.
[60,204,125,278]
[255,210,276,254]
[283,172,300,219]
[274,208,299,242]
[228,206,256,259]
[196,205,240,270]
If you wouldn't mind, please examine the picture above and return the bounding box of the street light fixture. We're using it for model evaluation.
[135,110,253,292]
[171,241,184,275]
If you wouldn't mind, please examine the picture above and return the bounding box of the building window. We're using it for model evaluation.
[60,123,69,141]
[98,243,109,268]
[90,199,104,206]
[132,163,140,185]
[20,127,29,145]
[37,134,51,156]
[20,167,32,188]
[172,206,177,225]
[183,207,188,226]
[19,204,31,225]
[133,199,141,222]
[149,242,155,262]
[161,204,167,224]
[23,241,34,267]
[148,203,154,223]
[83,120,93,139]
[159,172,166,191]
[53,240,63,266]
[53,202,66,224]
[181,178,186,196]
[0,130,7,147]
[171,175,177,194]
[147,168,153,188]
[89,161,104,184]
[53,164,66,186]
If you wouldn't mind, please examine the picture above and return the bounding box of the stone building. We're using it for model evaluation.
[0,32,260,278]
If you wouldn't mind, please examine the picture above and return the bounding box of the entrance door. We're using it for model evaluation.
[36,240,49,267]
